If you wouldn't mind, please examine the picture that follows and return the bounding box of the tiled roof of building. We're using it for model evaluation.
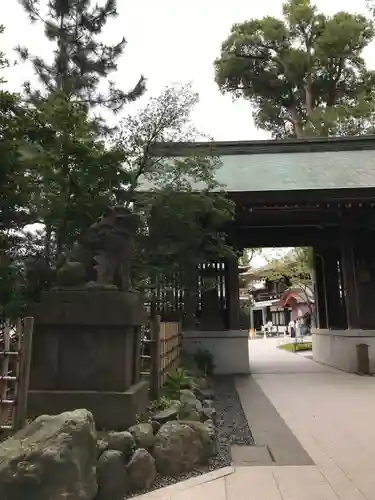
[141,136,375,193]
[212,149,375,192]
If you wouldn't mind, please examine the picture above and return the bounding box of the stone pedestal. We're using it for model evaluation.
[28,290,148,429]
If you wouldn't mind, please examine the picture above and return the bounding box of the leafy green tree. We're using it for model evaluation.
[26,94,130,262]
[14,0,145,262]
[17,0,145,110]
[261,248,315,318]
[215,0,375,138]
[0,94,130,312]
[238,249,261,288]
[1,24,35,318]
[0,24,10,83]
[114,84,235,290]
[0,88,42,319]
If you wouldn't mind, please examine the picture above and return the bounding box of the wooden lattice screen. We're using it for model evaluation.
[154,273,185,321]
[196,260,229,329]
[143,260,230,327]
[0,317,34,435]
[140,315,182,400]
[159,321,181,386]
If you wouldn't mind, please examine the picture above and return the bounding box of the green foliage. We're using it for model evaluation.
[278,341,312,352]
[0,88,46,319]
[157,396,174,410]
[163,368,197,399]
[26,93,130,262]
[1,3,144,315]
[149,396,174,412]
[0,92,37,233]
[193,348,215,377]
[0,25,10,83]
[262,248,313,283]
[1,16,235,318]
[261,248,315,318]
[238,249,261,288]
[17,0,145,109]
[114,84,235,289]
[8,0,145,270]
[215,0,375,138]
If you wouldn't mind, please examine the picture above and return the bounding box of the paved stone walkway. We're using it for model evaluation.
[134,338,375,500]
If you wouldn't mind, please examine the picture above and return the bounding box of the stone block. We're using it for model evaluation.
[28,381,149,430]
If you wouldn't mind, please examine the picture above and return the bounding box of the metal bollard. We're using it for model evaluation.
[356,343,370,375]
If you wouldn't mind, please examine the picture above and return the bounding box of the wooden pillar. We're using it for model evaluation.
[353,244,375,329]
[340,239,360,329]
[323,249,346,329]
[183,267,198,330]
[226,256,240,330]
[313,249,327,329]
[199,262,225,331]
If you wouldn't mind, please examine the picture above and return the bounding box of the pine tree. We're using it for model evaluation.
[0,24,10,84]
[13,0,145,261]
[17,0,145,110]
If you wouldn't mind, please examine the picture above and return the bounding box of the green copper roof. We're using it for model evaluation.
[140,136,375,193]
[212,149,375,192]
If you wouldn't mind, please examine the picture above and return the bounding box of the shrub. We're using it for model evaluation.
[193,348,215,376]
[163,368,197,399]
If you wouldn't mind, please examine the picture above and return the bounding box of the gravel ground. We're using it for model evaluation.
[126,375,254,499]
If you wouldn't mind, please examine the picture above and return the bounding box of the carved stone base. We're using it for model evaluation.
[32,290,145,326]
[27,381,149,430]
[29,290,147,398]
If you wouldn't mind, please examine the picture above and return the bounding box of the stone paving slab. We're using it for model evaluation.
[231,445,274,466]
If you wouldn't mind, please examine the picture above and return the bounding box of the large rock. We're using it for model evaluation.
[178,390,202,421]
[96,438,108,458]
[180,390,202,412]
[0,409,97,500]
[153,406,179,425]
[178,404,200,421]
[107,431,135,459]
[96,450,129,500]
[126,448,156,491]
[179,420,218,458]
[151,420,161,433]
[196,377,210,390]
[153,421,205,476]
[200,406,217,424]
[128,423,154,450]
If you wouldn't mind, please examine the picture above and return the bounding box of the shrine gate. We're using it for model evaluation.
[144,135,375,374]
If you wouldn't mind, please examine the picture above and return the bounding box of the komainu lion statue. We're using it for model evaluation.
[55,206,139,291]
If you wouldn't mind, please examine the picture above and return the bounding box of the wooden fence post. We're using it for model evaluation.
[1,324,11,403]
[150,315,161,401]
[14,317,34,432]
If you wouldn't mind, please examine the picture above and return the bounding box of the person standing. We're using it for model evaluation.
[296,317,302,337]
[267,319,273,337]
[289,319,296,338]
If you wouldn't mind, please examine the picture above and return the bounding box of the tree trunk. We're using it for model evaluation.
[288,105,304,138]
[304,84,313,115]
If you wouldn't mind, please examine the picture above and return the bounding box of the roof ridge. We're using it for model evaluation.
[152,136,375,157]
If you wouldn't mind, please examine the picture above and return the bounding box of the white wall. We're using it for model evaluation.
[182,330,250,375]
[313,329,375,373]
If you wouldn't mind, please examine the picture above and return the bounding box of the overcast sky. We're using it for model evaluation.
[2,0,373,142]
